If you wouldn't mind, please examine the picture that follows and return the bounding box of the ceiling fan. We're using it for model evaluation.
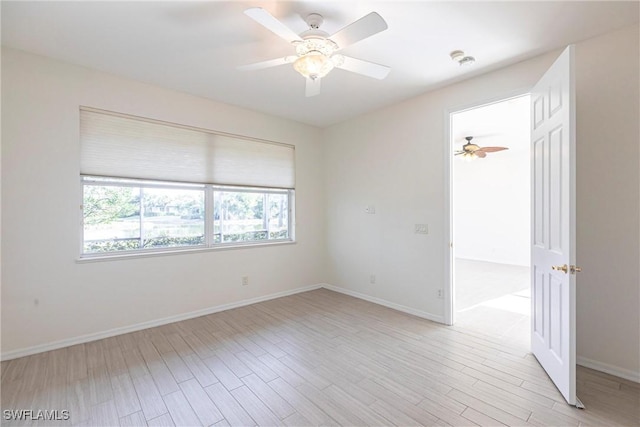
[455,136,508,160]
[239,7,390,97]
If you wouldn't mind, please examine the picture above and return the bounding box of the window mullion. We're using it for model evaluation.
[205,185,214,247]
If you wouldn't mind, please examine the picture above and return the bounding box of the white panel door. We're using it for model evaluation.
[531,45,579,406]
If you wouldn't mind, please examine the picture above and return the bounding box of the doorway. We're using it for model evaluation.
[448,94,531,349]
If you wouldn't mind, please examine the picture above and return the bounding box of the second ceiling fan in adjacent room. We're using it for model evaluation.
[455,136,509,160]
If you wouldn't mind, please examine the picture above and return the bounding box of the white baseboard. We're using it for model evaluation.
[321,283,445,324]
[0,284,322,361]
[9,282,634,386]
[577,356,640,383]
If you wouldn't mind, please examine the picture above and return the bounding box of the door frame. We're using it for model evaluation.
[443,89,532,326]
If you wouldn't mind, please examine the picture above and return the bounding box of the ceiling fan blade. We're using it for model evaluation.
[475,151,487,158]
[454,152,465,156]
[244,8,302,43]
[238,57,292,71]
[306,78,321,97]
[330,12,388,49]
[336,56,390,80]
[477,146,509,153]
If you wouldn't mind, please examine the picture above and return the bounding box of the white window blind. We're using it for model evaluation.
[80,108,295,189]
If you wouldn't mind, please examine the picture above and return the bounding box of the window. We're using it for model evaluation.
[82,178,206,254]
[214,188,290,244]
[80,108,295,257]
[82,177,292,255]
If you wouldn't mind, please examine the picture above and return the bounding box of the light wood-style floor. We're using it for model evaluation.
[2,289,639,426]
[455,259,531,349]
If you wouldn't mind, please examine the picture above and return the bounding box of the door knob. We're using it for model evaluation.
[552,264,568,274]
[570,265,582,274]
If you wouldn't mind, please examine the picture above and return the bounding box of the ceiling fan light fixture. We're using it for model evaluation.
[241,8,390,94]
[293,37,342,79]
[462,152,476,162]
[294,51,335,80]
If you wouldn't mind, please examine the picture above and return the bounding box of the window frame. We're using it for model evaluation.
[80,175,295,259]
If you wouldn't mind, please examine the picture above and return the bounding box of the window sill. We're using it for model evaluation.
[76,240,296,263]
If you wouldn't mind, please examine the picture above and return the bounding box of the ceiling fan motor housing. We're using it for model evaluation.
[298,13,330,41]
[305,13,324,30]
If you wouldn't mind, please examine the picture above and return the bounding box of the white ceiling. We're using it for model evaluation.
[2,1,638,127]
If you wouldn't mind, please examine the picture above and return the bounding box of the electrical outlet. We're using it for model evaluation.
[242,276,249,286]
[437,289,444,299]
[370,274,376,284]
[365,205,376,214]
[415,224,429,234]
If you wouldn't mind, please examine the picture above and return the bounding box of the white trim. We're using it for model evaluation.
[577,356,640,384]
[443,107,454,326]
[77,240,296,263]
[0,284,322,361]
[322,284,445,324]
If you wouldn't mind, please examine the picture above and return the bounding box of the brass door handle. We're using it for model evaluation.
[552,264,568,274]
[552,264,582,274]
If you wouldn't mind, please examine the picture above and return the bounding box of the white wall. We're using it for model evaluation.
[1,48,326,357]
[453,96,531,266]
[325,24,639,378]
[324,52,558,321]
[574,25,639,379]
